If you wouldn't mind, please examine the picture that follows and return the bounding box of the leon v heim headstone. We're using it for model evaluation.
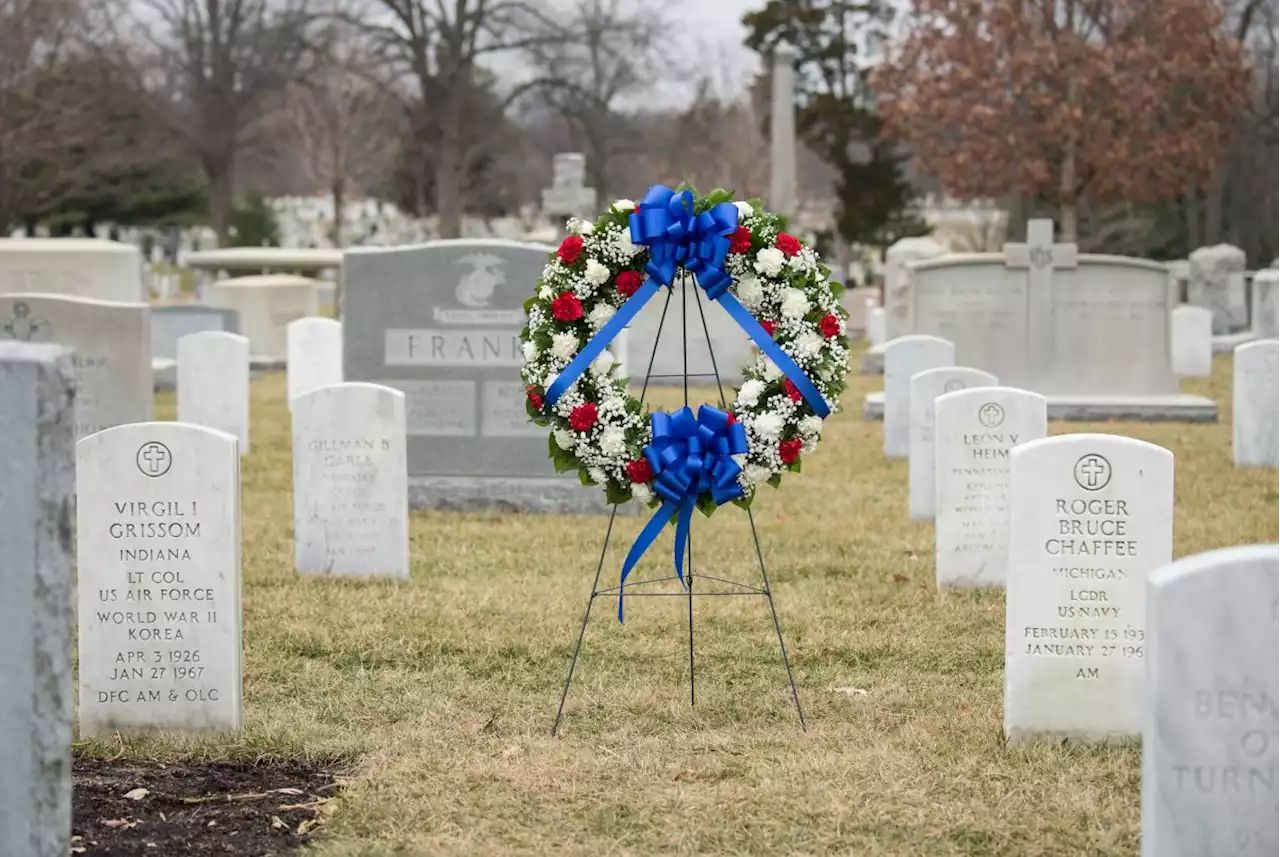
[76,423,243,735]
[343,240,603,513]
[1004,433,1174,742]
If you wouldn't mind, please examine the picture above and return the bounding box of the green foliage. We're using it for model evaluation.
[229,192,280,247]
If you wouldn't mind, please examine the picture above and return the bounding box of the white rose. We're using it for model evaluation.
[734,201,754,220]
[754,412,784,440]
[763,358,784,381]
[587,302,616,331]
[617,229,640,259]
[631,482,653,504]
[800,416,824,438]
[781,289,810,319]
[600,426,627,456]
[555,428,576,450]
[787,252,812,273]
[735,275,764,310]
[591,348,615,376]
[612,199,636,211]
[588,466,608,484]
[795,330,825,358]
[744,464,773,486]
[552,331,579,362]
[568,217,593,236]
[584,258,611,286]
[522,340,539,361]
[736,379,766,408]
[755,247,786,277]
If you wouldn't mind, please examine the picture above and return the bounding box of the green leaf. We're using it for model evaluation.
[605,481,633,506]
[705,188,734,207]
[767,473,782,488]
[578,469,594,486]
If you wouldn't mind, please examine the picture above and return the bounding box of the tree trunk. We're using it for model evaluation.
[331,177,345,248]
[436,97,463,238]
[206,161,235,247]
[1184,180,1201,251]
[1205,161,1226,246]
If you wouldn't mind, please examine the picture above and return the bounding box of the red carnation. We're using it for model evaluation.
[525,385,544,411]
[784,379,802,402]
[760,319,777,336]
[557,235,584,264]
[626,458,653,484]
[728,226,752,254]
[776,233,802,257]
[570,402,598,432]
[779,438,803,464]
[616,269,644,298]
[820,313,841,338]
[551,291,583,322]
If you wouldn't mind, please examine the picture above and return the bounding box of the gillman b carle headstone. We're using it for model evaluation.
[76,423,243,735]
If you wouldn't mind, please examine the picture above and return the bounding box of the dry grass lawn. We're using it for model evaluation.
[77,343,1278,856]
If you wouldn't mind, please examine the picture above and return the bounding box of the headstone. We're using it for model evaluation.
[1171,305,1214,378]
[935,387,1047,588]
[627,279,752,385]
[883,236,947,339]
[292,383,409,578]
[1189,244,1248,334]
[867,305,886,346]
[1168,259,1191,303]
[769,42,799,217]
[177,331,250,454]
[1233,339,1279,467]
[0,294,152,440]
[287,317,343,407]
[883,335,954,459]
[206,274,320,362]
[0,237,144,302]
[1141,544,1279,857]
[1004,434,1174,742]
[0,343,74,857]
[151,304,239,361]
[1252,267,1278,339]
[842,286,878,334]
[344,240,604,512]
[76,423,243,735]
[540,153,596,219]
[907,366,998,520]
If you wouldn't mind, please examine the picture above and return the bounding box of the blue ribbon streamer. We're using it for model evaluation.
[543,184,830,419]
[616,406,748,621]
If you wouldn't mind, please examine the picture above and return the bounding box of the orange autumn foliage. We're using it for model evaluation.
[872,0,1251,237]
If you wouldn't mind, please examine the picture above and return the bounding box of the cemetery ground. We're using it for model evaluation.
[73,343,1277,856]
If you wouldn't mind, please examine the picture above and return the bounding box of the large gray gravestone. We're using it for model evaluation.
[77,423,243,735]
[0,237,144,302]
[343,240,605,512]
[0,294,152,440]
[151,304,239,361]
[1142,544,1279,857]
[1233,339,1279,467]
[1189,244,1248,334]
[0,343,75,857]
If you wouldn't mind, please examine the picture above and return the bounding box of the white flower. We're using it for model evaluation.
[735,275,764,310]
[755,247,786,277]
[795,330,825,358]
[632,482,653,504]
[552,331,579,362]
[612,199,636,211]
[763,358,783,381]
[584,258,611,286]
[600,426,627,456]
[538,284,555,301]
[589,466,608,484]
[568,217,593,236]
[800,416,824,438]
[591,348,615,376]
[734,201,754,220]
[737,379,766,408]
[781,289,810,319]
[754,412,784,440]
[617,229,640,259]
[555,429,576,450]
[522,340,539,362]
[587,302,616,331]
[744,464,773,486]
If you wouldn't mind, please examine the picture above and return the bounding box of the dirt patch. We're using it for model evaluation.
[73,757,343,856]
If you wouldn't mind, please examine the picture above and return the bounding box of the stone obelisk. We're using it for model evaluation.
[769,42,799,218]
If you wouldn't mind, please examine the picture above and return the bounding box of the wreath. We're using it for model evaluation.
[520,185,850,518]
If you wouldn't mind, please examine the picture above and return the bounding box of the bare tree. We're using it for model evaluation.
[133,0,316,244]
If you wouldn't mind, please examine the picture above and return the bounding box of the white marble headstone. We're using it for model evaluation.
[1005,434,1174,742]
[907,366,998,520]
[292,383,409,578]
[1170,305,1213,378]
[207,275,320,360]
[1141,544,1279,857]
[867,305,886,346]
[883,335,954,459]
[1233,340,1279,467]
[177,332,250,454]
[0,238,144,302]
[935,387,1047,588]
[1252,268,1278,339]
[286,317,343,408]
[1189,244,1248,334]
[76,423,243,735]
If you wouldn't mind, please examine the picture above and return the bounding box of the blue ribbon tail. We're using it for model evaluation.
[617,500,678,622]
[672,495,695,591]
[715,293,830,418]
[545,280,662,408]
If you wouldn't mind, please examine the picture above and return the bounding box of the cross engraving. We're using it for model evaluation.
[1073,454,1111,491]
[1,302,52,341]
[1004,219,1077,275]
[136,441,173,477]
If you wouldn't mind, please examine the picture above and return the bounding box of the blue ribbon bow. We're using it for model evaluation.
[617,405,748,621]
[543,184,830,420]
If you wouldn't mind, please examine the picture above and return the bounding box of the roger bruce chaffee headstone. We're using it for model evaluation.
[1233,339,1279,468]
[1141,544,1279,857]
[0,294,152,440]
[178,331,250,454]
[0,343,74,857]
[293,383,409,578]
[343,240,605,512]
[934,387,1047,589]
[907,366,997,521]
[76,422,243,735]
[882,335,954,459]
[1004,434,1174,742]
[287,316,343,408]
